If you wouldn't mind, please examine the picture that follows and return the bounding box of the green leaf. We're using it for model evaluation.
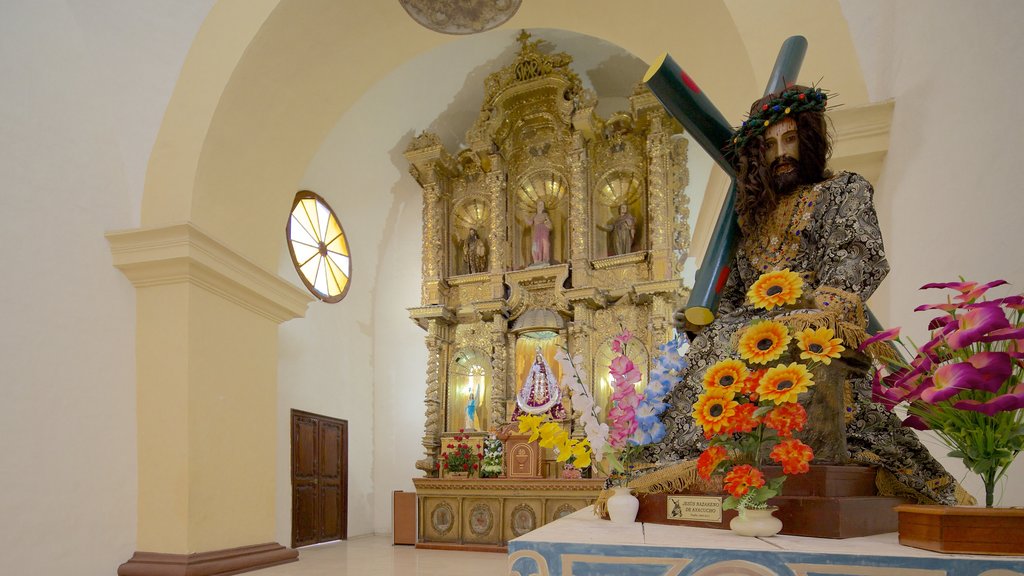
[722,496,740,511]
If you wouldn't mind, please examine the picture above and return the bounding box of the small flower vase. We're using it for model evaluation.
[606,487,639,523]
[561,464,582,479]
[729,507,783,537]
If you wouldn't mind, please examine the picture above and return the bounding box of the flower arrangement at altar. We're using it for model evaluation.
[515,330,688,479]
[694,269,838,513]
[439,430,483,476]
[864,279,1024,507]
[479,434,504,478]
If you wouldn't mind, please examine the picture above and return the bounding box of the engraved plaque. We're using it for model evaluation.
[667,495,722,522]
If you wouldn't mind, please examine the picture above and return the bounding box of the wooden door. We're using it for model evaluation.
[291,410,348,547]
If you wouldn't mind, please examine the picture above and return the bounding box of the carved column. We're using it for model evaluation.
[417,318,451,475]
[489,315,509,427]
[485,155,507,275]
[645,115,672,281]
[568,130,590,286]
[669,135,692,280]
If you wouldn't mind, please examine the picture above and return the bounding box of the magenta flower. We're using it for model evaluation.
[953,384,1024,417]
[945,305,1011,349]
[858,326,901,352]
[921,280,979,291]
[919,352,1012,403]
[914,302,963,313]
[979,326,1024,344]
[954,280,1009,303]
[927,315,955,331]
[901,415,930,430]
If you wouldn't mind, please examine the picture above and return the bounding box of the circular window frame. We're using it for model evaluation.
[286,190,352,303]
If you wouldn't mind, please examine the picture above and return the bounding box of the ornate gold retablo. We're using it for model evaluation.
[405,32,695,478]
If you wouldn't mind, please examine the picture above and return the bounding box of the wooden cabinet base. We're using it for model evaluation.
[637,493,905,538]
[896,504,1024,555]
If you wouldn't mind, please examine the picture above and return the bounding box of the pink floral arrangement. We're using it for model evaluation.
[864,280,1023,506]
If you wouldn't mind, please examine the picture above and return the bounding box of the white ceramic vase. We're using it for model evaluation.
[729,507,783,537]
[607,487,639,523]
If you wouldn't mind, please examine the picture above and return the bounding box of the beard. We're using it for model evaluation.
[770,156,802,194]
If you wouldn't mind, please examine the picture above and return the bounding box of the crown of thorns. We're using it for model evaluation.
[725,86,830,156]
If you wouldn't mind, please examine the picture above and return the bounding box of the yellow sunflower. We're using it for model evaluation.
[701,359,750,392]
[796,327,845,365]
[691,391,739,437]
[757,362,815,404]
[747,269,803,310]
[738,320,792,364]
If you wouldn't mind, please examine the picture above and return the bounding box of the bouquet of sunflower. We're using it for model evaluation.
[693,270,845,512]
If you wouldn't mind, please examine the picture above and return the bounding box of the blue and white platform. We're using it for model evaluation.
[507,507,1024,576]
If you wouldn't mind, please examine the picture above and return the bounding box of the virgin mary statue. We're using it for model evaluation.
[513,347,567,420]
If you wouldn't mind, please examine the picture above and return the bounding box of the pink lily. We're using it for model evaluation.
[927,315,956,331]
[979,326,1024,344]
[901,414,930,430]
[953,384,1024,417]
[954,280,1009,303]
[945,306,1011,349]
[921,281,979,292]
[858,326,901,352]
[611,329,635,353]
[914,302,963,313]
[919,352,1013,403]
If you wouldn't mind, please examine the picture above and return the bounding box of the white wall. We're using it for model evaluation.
[843,0,1024,505]
[0,0,211,574]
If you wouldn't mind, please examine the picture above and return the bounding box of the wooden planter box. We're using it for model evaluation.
[896,504,1024,555]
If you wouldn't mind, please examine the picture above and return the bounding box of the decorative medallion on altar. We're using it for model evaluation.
[553,504,577,520]
[510,504,537,537]
[430,502,455,536]
[468,503,495,536]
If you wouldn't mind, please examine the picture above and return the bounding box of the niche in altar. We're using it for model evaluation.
[405,32,712,482]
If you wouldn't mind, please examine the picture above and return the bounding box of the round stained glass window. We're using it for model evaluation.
[286,191,351,303]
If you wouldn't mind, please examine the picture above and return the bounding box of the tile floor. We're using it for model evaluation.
[252,535,508,576]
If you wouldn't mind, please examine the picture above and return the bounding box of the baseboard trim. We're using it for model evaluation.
[118,542,298,576]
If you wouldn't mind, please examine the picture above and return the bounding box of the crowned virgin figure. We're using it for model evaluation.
[513,347,567,420]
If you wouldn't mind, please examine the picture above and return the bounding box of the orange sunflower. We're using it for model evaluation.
[696,445,728,480]
[770,438,814,475]
[757,362,814,404]
[692,391,739,438]
[702,359,749,392]
[738,320,792,364]
[747,269,803,310]
[723,464,766,498]
[796,327,845,365]
[762,402,808,437]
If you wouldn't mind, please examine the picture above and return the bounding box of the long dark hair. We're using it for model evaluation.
[734,90,832,231]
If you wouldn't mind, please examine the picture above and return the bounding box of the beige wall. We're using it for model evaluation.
[0,1,211,574]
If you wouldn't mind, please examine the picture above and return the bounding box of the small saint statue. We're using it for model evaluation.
[462,228,487,274]
[529,200,552,265]
[465,382,478,431]
[512,347,567,420]
[597,204,636,256]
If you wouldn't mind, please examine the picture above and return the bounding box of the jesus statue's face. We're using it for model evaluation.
[764,117,801,193]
